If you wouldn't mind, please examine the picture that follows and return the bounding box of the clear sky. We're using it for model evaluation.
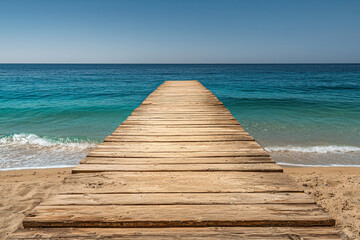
[0,0,359,63]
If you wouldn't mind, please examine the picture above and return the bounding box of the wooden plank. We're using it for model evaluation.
[94,143,264,153]
[9,227,342,239]
[104,135,254,142]
[40,192,315,206]
[137,102,228,107]
[80,156,275,165]
[121,120,240,125]
[71,163,283,173]
[141,101,223,104]
[117,124,244,128]
[129,112,234,116]
[95,141,263,151]
[59,172,301,194]
[113,128,247,132]
[132,110,233,114]
[133,109,232,113]
[118,124,243,128]
[126,115,237,120]
[143,99,220,101]
[143,95,218,98]
[110,131,249,136]
[113,128,248,134]
[87,151,269,158]
[117,123,244,128]
[136,104,227,107]
[111,131,249,135]
[23,204,334,228]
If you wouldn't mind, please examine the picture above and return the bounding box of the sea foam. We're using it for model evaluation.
[265,145,360,154]
[277,162,360,167]
[0,133,98,170]
[0,133,97,149]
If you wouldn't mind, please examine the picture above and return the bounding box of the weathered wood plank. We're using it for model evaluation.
[40,192,315,206]
[80,156,275,165]
[129,112,234,116]
[141,102,224,105]
[133,109,231,113]
[23,204,334,228]
[113,128,248,134]
[87,151,270,158]
[121,120,240,125]
[104,135,254,142]
[95,141,264,151]
[118,124,243,128]
[126,115,237,120]
[59,172,301,194]
[71,163,283,173]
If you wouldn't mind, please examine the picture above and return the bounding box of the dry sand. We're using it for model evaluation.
[0,167,359,239]
[0,168,72,240]
[284,167,360,240]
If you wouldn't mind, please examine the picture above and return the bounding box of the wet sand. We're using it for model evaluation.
[0,167,359,239]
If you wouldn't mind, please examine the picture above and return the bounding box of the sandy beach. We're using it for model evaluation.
[0,168,72,239]
[1,0,359,238]
[0,167,358,239]
[284,167,360,240]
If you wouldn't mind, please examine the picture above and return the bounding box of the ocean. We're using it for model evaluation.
[1,64,359,170]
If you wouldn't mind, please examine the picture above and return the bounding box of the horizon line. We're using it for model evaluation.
[0,62,359,64]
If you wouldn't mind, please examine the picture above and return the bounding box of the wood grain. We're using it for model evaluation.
[23,204,334,228]
[71,163,283,173]
[41,192,315,206]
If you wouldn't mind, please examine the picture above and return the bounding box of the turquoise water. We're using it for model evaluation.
[1,64,359,169]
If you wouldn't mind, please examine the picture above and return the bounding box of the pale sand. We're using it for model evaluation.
[284,167,360,240]
[0,168,72,239]
[0,167,359,239]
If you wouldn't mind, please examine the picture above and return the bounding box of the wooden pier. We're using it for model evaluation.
[11,81,341,239]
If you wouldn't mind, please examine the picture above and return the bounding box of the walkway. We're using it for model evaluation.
[11,81,341,239]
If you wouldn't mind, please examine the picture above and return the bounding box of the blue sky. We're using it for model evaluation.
[0,0,359,63]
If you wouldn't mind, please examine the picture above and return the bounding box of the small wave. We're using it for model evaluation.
[277,162,360,167]
[265,145,360,153]
[0,133,99,170]
[0,164,77,172]
[0,133,98,150]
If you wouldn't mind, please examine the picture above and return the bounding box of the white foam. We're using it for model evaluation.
[0,133,97,150]
[265,145,360,153]
[0,164,77,171]
[278,162,360,167]
[0,133,98,170]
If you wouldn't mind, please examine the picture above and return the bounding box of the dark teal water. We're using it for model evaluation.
[1,64,359,169]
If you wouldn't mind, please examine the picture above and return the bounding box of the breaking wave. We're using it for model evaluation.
[0,133,97,149]
[0,133,98,170]
[277,162,360,167]
[265,145,360,154]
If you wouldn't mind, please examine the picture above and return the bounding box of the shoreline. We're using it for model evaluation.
[0,165,77,172]
[1,167,359,239]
